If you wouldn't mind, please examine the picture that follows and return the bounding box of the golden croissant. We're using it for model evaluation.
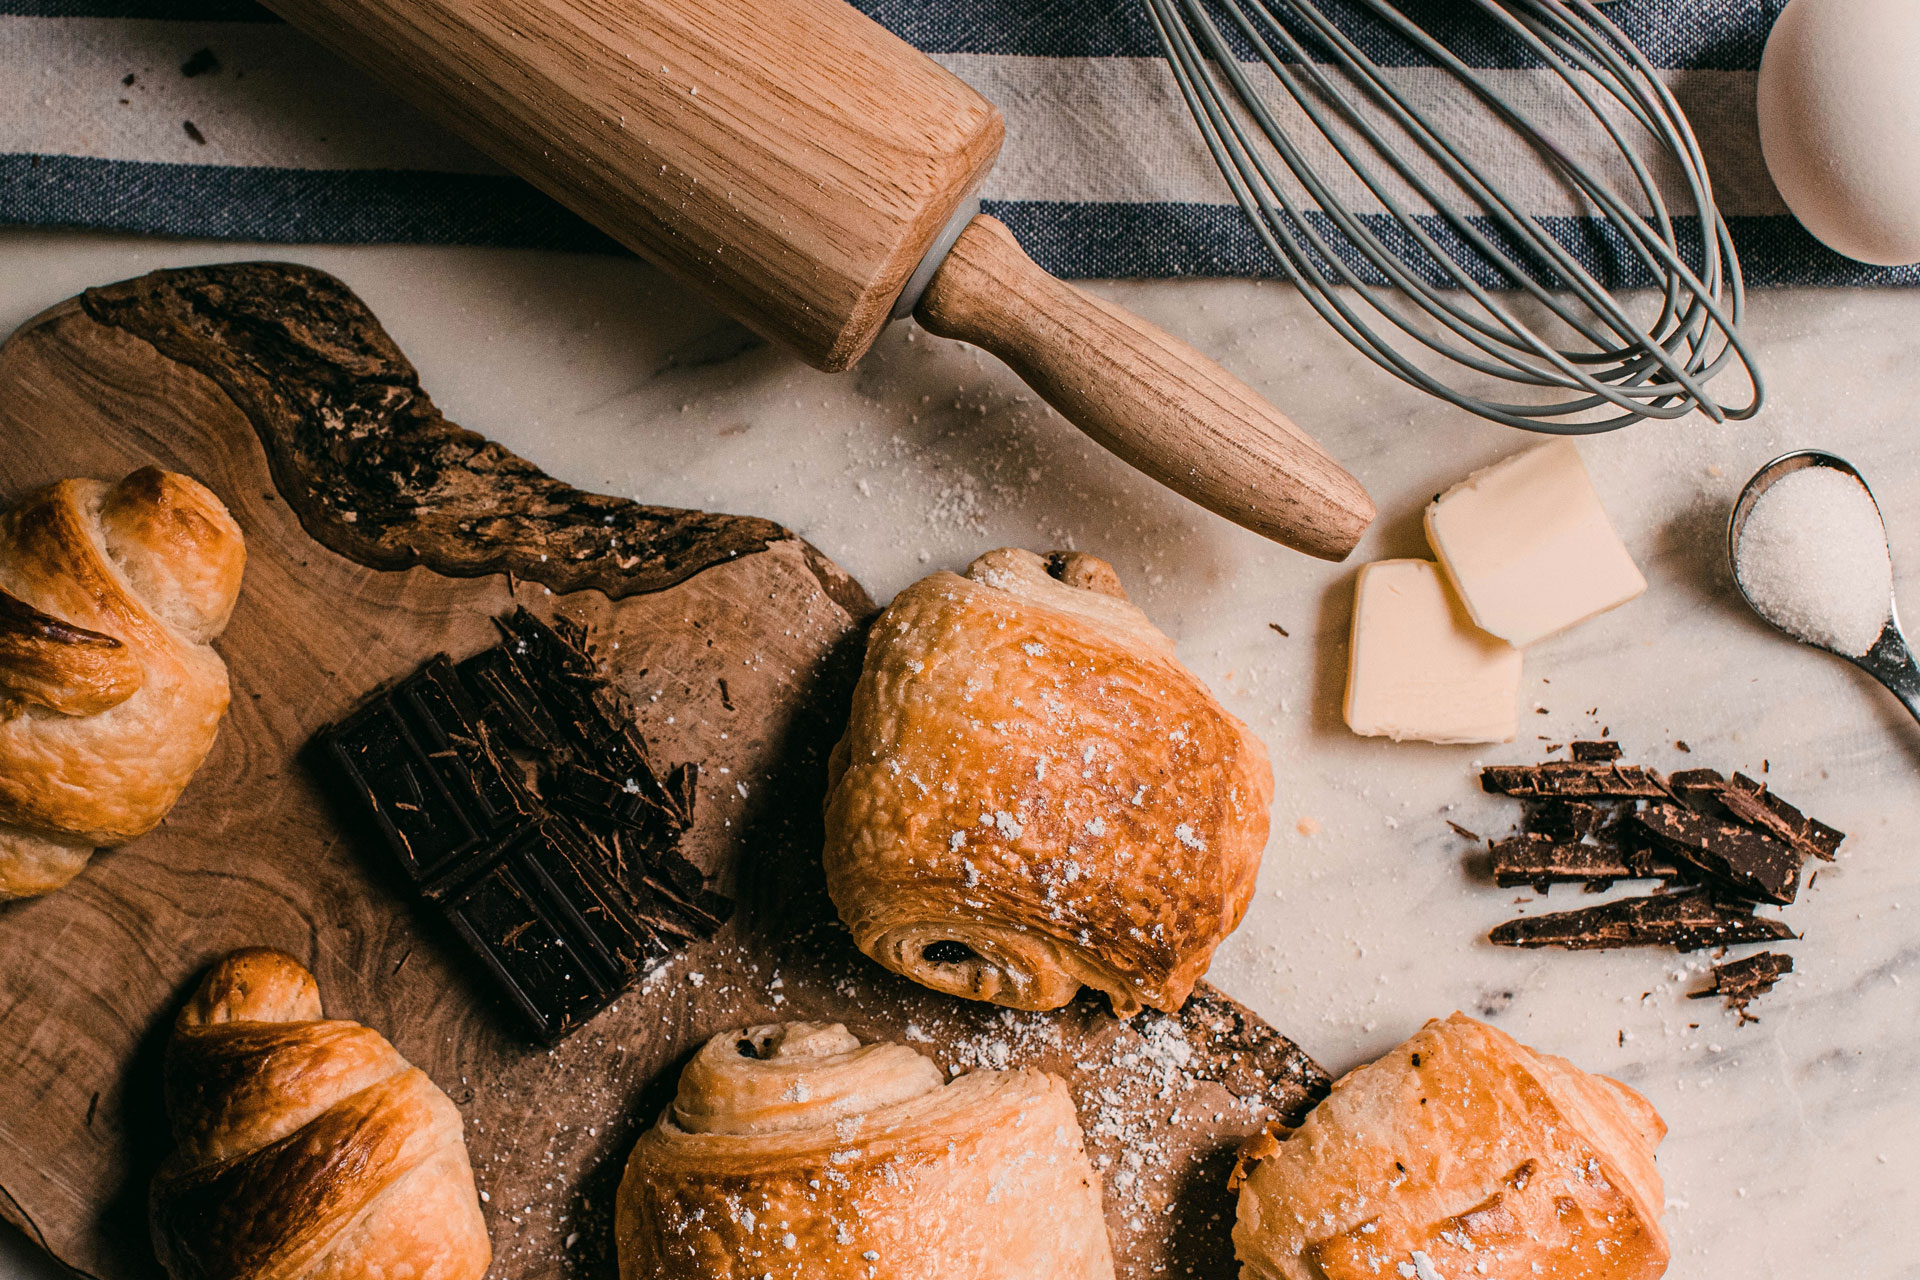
[1233,1013,1668,1280]
[616,1021,1115,1279]
[823,548,1272,1015]
[150,948,492,1280]
[0,467,244,898]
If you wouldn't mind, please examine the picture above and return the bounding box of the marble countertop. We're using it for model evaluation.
[3,227,1917,1278]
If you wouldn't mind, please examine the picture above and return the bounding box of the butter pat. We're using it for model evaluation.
[1344,559,1522,744]
[1425,441,1646,647]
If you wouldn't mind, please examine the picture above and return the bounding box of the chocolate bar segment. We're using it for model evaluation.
[1488,888,1796,952]
[329,668,496,887]
[443,852,623,1038]
[322,608,723,1043]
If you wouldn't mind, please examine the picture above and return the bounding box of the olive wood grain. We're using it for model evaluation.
[0,264,1329,1280]
[917,215,1376,561]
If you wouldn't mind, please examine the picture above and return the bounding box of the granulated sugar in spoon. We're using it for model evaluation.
[1730,450,1920,722]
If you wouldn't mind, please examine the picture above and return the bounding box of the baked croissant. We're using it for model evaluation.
[823,548,1271,1015]
[615,1021,1114,1280]
[150,949,491,1280]
[1233,1013,1669,1280]
[0,467,244,898]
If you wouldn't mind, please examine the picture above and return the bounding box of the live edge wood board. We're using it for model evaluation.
[0,264,1329,1280]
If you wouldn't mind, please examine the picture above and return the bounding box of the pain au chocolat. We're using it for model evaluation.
[822,548,1272,1015]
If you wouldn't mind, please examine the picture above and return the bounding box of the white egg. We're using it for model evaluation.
[1757,0,1920,267]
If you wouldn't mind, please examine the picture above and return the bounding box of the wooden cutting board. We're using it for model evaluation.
[0,264,1329,1280]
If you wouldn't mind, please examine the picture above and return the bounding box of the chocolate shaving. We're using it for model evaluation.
[1480,761,1667,799]
[1569,740,1622,762]
[1633,804,1802,905]
[1689,951,1793,1024]
[1488,889,1796,952]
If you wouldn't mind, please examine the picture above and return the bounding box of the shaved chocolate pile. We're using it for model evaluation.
[323,608,727,1042]
[1468,741,1843,1019]
[1689,951,1794,1024]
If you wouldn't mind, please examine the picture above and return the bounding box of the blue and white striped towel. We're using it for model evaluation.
[2,0,1914,285]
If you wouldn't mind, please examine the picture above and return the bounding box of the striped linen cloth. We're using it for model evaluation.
[2,0,1914,285]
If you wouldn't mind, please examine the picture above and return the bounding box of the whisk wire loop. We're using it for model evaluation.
[1192,0,1706,420]
[1147,0,1763,432]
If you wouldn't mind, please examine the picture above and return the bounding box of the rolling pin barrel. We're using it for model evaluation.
[256,0,1374,558]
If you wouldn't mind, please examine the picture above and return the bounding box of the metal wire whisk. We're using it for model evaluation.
[1144,0,1763,432]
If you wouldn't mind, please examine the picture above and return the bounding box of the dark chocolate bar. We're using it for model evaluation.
[324,608,722,1043]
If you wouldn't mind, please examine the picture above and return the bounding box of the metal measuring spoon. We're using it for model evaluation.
[1729,450,1920,723]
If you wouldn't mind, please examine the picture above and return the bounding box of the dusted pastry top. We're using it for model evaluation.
[823,548,1272,1014]
[617,1021,1115,1279]
[672,1021,945,1136]
[1234,1013,1667,1280]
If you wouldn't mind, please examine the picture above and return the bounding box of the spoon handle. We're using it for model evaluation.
[1853,622,1920,726]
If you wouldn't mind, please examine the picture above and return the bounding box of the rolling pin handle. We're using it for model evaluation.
[914,215,1375,560]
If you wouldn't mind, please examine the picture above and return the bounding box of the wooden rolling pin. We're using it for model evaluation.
[260,0,1375,558]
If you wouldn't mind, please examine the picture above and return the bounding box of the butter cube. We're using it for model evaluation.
[1344,559,1522,744]
[1425,441,1646,647]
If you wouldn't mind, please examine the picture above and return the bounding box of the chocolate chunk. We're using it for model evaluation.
[1490,833,1679,892]
[650,843,711,902]
[1724,773,1844,863]
[1633,804,1802,905]
[668,760,699,825]
[1666,767,1727,807]
[1523,800,1606,842]
[1488,889,1796,952]
[1689,951,1793,1023]
[322,609,722,1043]
[179,47,221,77]
[1667,770,1844,864]
[1480,761,1667,799]
[1569,740,1622,762]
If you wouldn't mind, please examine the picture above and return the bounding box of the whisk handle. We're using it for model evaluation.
[915,215,1373,559]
